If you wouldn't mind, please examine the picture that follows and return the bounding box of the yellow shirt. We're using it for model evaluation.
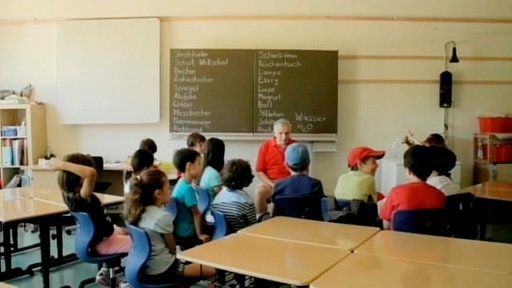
[334,171,377,202]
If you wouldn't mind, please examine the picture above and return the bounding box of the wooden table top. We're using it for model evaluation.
[238,216,380,250]
[354,230,512,274]
[178,233,350,286]
[0,187,124,206]
[0,198,68,222]
[461,181,512,201]
[311,253,512,288]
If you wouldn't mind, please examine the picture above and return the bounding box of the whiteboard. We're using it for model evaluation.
[57,18,160,124]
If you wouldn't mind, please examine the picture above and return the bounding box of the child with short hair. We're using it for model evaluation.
[51,153,131,286]
[380,145,446,229]
[124,148,155,195]
[172,148,210,243]
[124,169,215,282]
[334,146,385,202]
[139,138,158,154]
[403,131,446,147]
[272,143,324,201]
[186,132,206,154]
[213,159,256,233]
[199,138,225,198]
[427,146,460,196]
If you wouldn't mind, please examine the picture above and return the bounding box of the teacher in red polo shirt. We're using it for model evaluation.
[255,118,296,214]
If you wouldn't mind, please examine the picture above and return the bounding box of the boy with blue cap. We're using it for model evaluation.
[271,143,324,202]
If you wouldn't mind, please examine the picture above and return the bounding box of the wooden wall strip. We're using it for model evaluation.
[339,55,512,62]
[161,15,512,24]
[340,79,512,85]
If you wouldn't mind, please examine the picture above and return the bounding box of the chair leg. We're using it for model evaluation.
[109,267,117,288]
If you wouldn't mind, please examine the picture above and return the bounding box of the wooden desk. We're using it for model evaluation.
[461,181,512,201]
[0,195,69,288]
[311,253,512,288]
[178,233,350,286]
[238,216,380,250]
[28,165,178,196]
[355,230,512,274]
[0,187,124,206]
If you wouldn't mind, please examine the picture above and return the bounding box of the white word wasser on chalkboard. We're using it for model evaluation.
[170,49,338,135]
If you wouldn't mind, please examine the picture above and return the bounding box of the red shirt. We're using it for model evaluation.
[256,138,296,181]
[380,182,446,223]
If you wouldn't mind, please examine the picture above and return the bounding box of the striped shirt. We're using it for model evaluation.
[212,187,257,233]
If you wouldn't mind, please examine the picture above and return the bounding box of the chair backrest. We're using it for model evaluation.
[165,197,178,219]
[210,209,228,240]
[445,192,478,239]
[320,197,336,221]
[273,195,324,221]
[91,156,104,172]
[71,212,96,261]
[392,208,450,236]
[126,224,152,287]
[196,186,211,215]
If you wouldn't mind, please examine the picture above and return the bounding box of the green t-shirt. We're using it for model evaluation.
[334,171,377,202]
[172,178,198,238]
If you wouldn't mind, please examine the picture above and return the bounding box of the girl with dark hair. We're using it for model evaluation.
[199,137,225,198]
[124,169,215,281]
[52,153,131,286]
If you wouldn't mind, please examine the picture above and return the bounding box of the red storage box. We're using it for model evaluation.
[479,117,512,133]
[482,144,512,163]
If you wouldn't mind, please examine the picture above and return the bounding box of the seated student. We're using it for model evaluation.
[139,138,160,167]
[212,159,256,233]
[380,145,446,229]
[403,131,446,147]
[124,169,215,283]
[334,146,385,203]
[427,146,460,196]
[272,143,324,203]
[172,148,210,244]
[199,138,225,198]
[124,148,155,195]
[187,132,206,155]
[51,154,131,286]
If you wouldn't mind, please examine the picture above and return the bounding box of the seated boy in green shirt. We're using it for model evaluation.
[334,146,385,202]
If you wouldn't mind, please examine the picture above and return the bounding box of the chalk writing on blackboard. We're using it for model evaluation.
[170,49,254,133]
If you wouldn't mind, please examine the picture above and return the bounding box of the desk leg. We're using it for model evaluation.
[0,223,27,281]
[39,218,51,288]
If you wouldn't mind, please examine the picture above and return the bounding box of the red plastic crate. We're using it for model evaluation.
[482,144,512,163]
[479,117,512,133]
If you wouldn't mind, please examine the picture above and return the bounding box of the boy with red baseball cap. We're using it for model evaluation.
[334,146,385,202]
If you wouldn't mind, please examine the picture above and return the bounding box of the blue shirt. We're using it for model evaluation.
[199,166,222,199]
[172,178,198,238]
[272,174,324,201]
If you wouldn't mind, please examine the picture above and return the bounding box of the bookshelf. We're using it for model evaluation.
[473,133,512,184]
[0,104,47,187]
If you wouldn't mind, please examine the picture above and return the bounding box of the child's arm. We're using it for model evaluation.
[191,206,211,242]
[164,234,177,254]
[50,158,97,201]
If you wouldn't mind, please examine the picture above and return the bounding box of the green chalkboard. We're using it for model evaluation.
[254,50,338,134]
[170,49,254,133]
[170,49,338,135]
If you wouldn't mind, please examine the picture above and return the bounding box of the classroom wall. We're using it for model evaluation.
[1,0,511,195]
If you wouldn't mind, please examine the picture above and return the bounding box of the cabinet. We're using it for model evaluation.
[0,104,47,187]
[380,158,461,196]
[473,133,512,184]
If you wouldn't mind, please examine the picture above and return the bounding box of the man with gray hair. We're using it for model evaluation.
[255,118,296,214]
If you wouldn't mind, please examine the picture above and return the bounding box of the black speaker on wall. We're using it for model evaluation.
[439,71,452,108]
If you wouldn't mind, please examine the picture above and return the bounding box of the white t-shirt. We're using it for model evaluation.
[427,175,460,196]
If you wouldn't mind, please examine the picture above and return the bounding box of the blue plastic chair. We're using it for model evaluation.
[196,186,211,215]
[392,208,450,236]
[126,224,198,288]
[273,195,325,221]
[72,212,126,288]
[210,209,228,240]
[164,198,202,250]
